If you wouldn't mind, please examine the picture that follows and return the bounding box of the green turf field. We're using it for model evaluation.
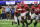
[0,20,40,27]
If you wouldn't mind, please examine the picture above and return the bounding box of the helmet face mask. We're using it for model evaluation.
[34,4,38,7]
[20,1,24,8]
[34,1,38,7]
[21,4,24,8]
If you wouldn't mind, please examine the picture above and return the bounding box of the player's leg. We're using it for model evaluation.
[11,13,12,19]
[14,15,17,24]
[21,16,25,27]
[24,12,31,27]
[3,13,5,19]
[0,13,1,19]
[2,13,4,19]
[26,12,31,20]
[7,12,9,20]
[34,20,37,27]
[23,12,31,27]
[30,13,37,24]
[12,15,17,25]
[24,13,28,27]
[12,13,14,25]
[38,14,40,22]
[8,12,10,19]
[24,18,28,27]
[34,18,38,27]
[11,13,14,19]
[18,16,21,25]
[14,13,20,25]
[17,13,20,25]
[13,13,14,19]
[25,14,31,27]
[7,12,10,19]
[21,12,26,27]
[34,15,39,27]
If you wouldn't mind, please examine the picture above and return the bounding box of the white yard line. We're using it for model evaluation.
[0,20,14,21]
[0,23,11,24]
[0,20,35,21]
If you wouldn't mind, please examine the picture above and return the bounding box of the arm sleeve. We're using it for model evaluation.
[25,4,28,8]
[31,6,34,11]
[31,6,34,9]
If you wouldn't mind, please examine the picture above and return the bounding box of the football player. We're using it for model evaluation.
[14,2,21,26]
[30,1,40,27]
[38,4,40,22]
[15,1,31,27]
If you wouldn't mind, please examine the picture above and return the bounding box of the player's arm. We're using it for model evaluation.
[26,5,31,16]
[16,7,19,10]
[31,7,34,12]
[16,7,22,11]
[27,5,31,12]
[31,6,34,12]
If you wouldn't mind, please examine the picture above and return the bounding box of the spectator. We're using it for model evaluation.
[6,4,11,20]
[2,6,6,19]
[0,6,2,19]
[10,5,15,19]
[0,9,1,19]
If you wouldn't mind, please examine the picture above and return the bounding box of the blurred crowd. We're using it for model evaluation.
[0,2,19,20]
[0,5,15,19]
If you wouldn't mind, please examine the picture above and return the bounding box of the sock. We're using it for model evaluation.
[12,21,13,25]
[34,20,37,27]
[18,20,20,25]
[30,19,33,23]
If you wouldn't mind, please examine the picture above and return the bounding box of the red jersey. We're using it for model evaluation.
[38,4,40,12]
[32,5,40,14]
[15,5,20,13]
[17,4,28,13]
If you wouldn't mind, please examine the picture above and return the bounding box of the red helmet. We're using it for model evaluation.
[20,1,24,8]
[34,1,38,4]
[20,1,24,4]
[34,1,38,6]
